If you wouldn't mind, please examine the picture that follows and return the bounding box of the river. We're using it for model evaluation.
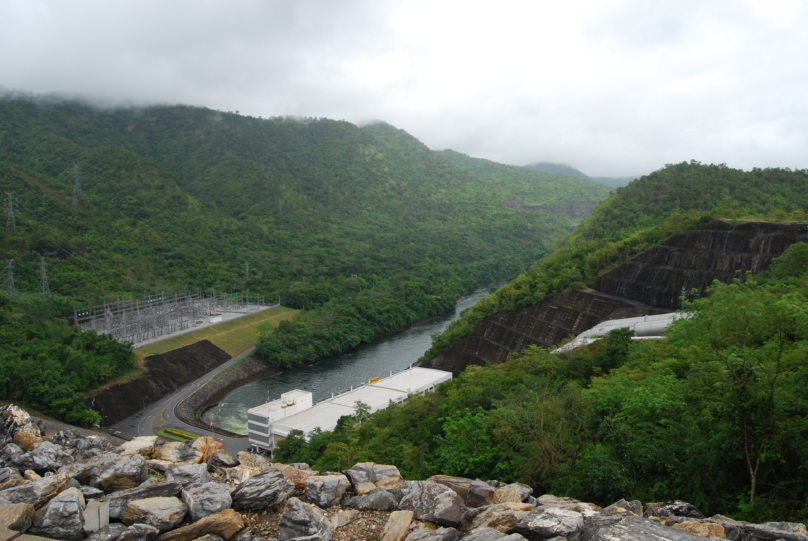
[200,281,504,434]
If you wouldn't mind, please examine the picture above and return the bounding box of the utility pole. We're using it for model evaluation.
[5,192,17,232]
[5,260,15,297]
[245,261,250,280]
[39,257,50,297]
[278,198,283,218]
[72,164,81,209]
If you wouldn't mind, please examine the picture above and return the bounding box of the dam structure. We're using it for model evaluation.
[247,366,452,453]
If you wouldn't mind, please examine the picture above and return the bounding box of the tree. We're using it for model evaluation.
[669,279,808,505]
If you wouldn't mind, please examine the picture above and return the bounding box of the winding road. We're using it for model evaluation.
[108,346,256,456]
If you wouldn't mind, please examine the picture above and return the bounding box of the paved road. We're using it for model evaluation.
[108,347,256,456]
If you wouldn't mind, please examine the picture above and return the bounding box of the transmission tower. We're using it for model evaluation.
[5,260,15,297]
[39,257,50,297]
[245,261,250,280]
[5,192,17,232]
[72,164,81,208]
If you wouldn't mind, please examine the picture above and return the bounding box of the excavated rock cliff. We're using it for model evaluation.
[429,290,666,376]
[429,221,808,375]
[597,220,808,309]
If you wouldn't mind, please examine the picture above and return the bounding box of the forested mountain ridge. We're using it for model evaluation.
[423,162,808,362]
[0,94,610,421]
[437,150,611,207]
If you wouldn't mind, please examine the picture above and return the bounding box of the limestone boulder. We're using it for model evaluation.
[0,405,41,438]
[182,482,232,522]
[194,535,224,541]
[235,452,269,470]
[345,462,405,495]
[466,480,496,508]
[645,500,705,520]
[761,522,808,535]
[152,437,217,465]
[0,471,70,507]
[122,496,188,532]
[119,436,159,457]
[167,464,211,488]
[304,474,350,509]
[11,431,42,452]
[511,506,584,541]
[207,452,238,474]
[0,503,35,532]
[120,523,161,541]
[590,516,714,541]
[85,523,130,541]
[398,481,465,528]
[469,503,535,533]
[80,485,106,500]
[28,487,86,541]
[461,528,509,541]
[380,510,413,541]
[224,467,260,485]
[96,454,148,493]
[331,509,360,529]
[269,463,312,489]
[345,487,400,511]
[491,484,531,505]
[101,478,182,519]
[404,528,461,541]
[278,497,333,541]
[59,453,147,492]
[230,470,294,511]
[426,476,473,500]
[672,521,725,538]
[580,512,634,539]
[604,498,642,516]
[52,430,111,452]
[155,509,247,541]
[11,441,75,473]
[0,445,24,468]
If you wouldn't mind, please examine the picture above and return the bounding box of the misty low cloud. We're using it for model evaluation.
[1,0,806,177]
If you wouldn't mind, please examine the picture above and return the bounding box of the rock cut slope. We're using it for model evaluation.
[429,220,808,375]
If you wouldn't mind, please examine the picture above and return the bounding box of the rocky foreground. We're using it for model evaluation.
[0,405,805,541]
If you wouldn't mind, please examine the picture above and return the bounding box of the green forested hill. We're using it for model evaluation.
[0,94,610,420]
[437,150,611,206]
[424,162,808,361]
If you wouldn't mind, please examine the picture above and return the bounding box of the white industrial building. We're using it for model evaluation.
[553,312,691,352]
[247,366,452,453]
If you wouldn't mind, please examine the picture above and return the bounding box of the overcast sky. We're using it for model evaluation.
[1,0,806,177]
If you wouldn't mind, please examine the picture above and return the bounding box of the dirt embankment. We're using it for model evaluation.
[87,340,231,426]
[175,355,279,437]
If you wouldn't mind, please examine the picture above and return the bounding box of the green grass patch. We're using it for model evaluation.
[155,427,200,441]
[134,306,299,363]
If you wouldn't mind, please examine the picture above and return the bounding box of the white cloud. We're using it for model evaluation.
[1,0,807,176]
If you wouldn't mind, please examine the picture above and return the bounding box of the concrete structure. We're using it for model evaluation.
[554,312,691,353]
[247,367,452,453]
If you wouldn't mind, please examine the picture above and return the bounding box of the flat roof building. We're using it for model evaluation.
[247,366,451,453]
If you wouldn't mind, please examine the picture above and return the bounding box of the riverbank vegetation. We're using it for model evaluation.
[274,242,808,521]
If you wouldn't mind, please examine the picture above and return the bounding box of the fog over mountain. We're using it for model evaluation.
[1,0,807,176]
